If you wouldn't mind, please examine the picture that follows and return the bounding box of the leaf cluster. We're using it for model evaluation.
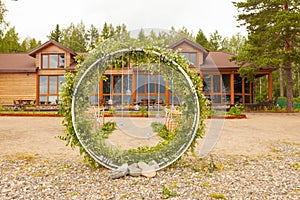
[232,0,300,70]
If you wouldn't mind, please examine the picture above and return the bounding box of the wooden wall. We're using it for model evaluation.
[35,45,72,69]
[171,42,204,65]
[0,73,36,105]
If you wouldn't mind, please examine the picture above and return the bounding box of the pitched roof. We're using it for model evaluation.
[0,53,36,72]
[28,40,77,57]
[168,38,209,59]
[201,51,239,70]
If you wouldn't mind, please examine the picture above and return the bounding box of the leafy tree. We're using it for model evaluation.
[138,28,146,42]
[60,21,87,52]
[20,37,41,52]
[95,22,129,48]
[0,27,20,52]
[100,22,113,40]
[20,39,27,52]
[167,26,194,45]
[108,24,115,38]
[195,29,210,50]
[115,24,127,35]
[48,24,62,42]
[221,33,247,54]
[29,38,41,49]
[87,24,99,50]
[0,0,7,48]
[0,0,7,32]
[233,0,300,111]
[98,22,129,44]
[209,30,222,51]
[149,29,157,41]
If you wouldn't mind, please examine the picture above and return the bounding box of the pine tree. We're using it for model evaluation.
[233,0,300,111]
[48,24,62,42]
[29,38,41,49]
[87,24,99,49]
[209,30,222,51]
[100,22,110,40]
[138,28,146,42]
[195,29,210,50]
[115,24,127,35]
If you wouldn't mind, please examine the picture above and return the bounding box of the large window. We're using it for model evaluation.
[135,74,166,103]
[181,52,197,66]
[234,74,243,104]
[39,76,66,104]
[100,75,133,104]
[202,74,230,104]
[203,73,252,104]
[42,54,65,69]
[234,75,252,104]
[203,74,211,93]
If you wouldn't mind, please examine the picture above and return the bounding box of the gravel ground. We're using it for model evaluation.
[0,143,299,199]
[0,114,299,199]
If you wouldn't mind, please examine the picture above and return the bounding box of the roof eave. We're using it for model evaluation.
[168,38,209,58]
[28,40,78,57]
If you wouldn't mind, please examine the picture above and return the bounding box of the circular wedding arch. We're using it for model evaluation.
[71,47,200,170]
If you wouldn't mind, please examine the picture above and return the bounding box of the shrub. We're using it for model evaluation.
[228,105,245,117]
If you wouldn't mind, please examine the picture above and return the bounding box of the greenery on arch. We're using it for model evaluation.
[59,35,209,168]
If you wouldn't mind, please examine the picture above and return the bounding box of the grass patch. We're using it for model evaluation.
[4,153,39,163]
[210,193,227,199]
[162,183,178,199]
[290,163,300,170]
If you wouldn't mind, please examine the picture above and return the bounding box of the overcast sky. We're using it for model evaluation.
[4,0,247,42]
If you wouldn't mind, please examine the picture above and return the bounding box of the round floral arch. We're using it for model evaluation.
[71,38,204,170]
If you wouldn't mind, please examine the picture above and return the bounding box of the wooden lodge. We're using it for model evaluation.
[0,38,275,109]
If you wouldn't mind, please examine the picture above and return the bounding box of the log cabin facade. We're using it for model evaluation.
[0,38,274,108]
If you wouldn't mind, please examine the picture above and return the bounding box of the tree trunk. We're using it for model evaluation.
[284,2,294,112]
[285,66,294,111]
[279,65,284,97]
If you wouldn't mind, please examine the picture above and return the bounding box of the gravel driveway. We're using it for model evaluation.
[0,113,299,199]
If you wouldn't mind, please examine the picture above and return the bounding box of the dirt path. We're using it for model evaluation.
[0,113,299,159]
[205,113,300,156]
[0,117,79,159]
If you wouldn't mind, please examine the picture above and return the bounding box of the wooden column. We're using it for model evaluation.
[199,72,203,92]
[99,78,103,101]
[165,82,169,105]
[230,73,234,105]
[132,71,136,103]
[36,74,40,104]
[199,70,203,79]
[268,72,273,100]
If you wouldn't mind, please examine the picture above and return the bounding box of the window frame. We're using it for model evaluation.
[202,73,253,104]
[38,75,66,105]
[181,52,197,67]
[41,53,65,69]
